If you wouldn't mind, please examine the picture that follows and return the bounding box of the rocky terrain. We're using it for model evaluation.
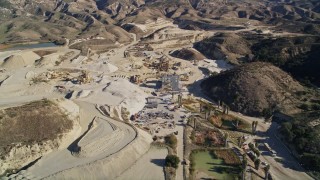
[0,0,319,47]
[194,33,252,64]
[0,0,320,179]
[195,32,320,86]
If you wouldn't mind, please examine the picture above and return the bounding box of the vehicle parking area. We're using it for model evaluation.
[132,94,188,137]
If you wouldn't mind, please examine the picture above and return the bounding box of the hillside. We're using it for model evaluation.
[251,36,320,86]
[0,100,76,175]
[194,33,252,64]
[0,0,319,48]
[170,48,206,61]
[194,32,320,86]
[201,62,312,116]
[1,0,320,179]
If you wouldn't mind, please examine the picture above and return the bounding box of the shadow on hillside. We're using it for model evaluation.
[260,123,305,172]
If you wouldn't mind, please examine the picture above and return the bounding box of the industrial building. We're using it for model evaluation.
[160,74,180,92]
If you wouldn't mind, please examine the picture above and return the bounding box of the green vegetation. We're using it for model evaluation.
[190,150,241,179]
[165,155,180,169]
[280,116,320,173]
[251,121,258,134]
[252,37,320,87]
[281,120,320,154]
[299,103,320,111]
[274,157,284,163]
[249,143,260,157]
[192,125,225,147]
[301,153,320,171]
[0,23,9,41]
[241,155,247,180]
[254,45,287,66]
[164,134,178,149]
[210,112,251,133]
[254,159,260,170]
[264,164,271,179]
[0,0,11,8]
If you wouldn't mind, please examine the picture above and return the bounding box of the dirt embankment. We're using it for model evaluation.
[0,99,80,176]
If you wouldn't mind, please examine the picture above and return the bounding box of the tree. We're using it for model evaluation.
[204,108,210,121]
[252,122,255,134]
[207,110,210,120]
[221,101,226,114]
[256,150,261,157]
[301,153,320,171]
[233,119,240,130]
[255,121,258,133]
[264,164,270,180]
[178,94,182,107]
[242,154,248,180]
[238,136,244,147]
[249,143,260,157]
[262,108,273,122]
[225,133,229,148]
[222,103,229,114]
[254,159,261,170]
[252,121,258,134]
[165,155,180,169]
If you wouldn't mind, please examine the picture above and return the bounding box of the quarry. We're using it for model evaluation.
[0,0,320,180]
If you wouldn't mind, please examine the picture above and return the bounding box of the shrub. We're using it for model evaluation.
[249,143,260,157]
[311,104,320,110]
[165,134,177,149]
[301,153,320,171]
[254,159,261,170]
[299,103,310,111]
[30,76,48,84]
[165,155,180,169]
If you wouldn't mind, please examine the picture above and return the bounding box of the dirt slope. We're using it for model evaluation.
[201,62,306,116]
[170,48,206,61]
[194,33,252,64]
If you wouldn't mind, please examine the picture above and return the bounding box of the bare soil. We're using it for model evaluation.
[0,99,73,156]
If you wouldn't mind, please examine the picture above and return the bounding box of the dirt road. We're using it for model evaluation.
[116,147,167,180]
